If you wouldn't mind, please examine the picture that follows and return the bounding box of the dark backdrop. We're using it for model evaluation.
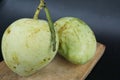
[0,0,120,80]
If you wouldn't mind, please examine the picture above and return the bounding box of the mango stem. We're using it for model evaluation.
[44,3,56,51]
[33,0,44,20]
[33,0,56,51]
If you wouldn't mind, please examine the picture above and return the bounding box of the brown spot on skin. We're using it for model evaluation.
[39,57,51,65]
[34,28,40,34]
[43,58,51,62]
[47,58,50,60]
[12,54,20,65]
[24,68,34,73]
[6,27,11,34]
[13,66,16,69]
[43,59,46,61]
[28,28,40,38]
[58,24,67,34]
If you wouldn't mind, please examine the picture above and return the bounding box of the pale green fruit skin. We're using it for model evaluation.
[54,17,96,64]
[2,18,59,76]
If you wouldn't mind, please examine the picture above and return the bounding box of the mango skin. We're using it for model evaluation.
[1,18,59,76]
[54,17,96,64]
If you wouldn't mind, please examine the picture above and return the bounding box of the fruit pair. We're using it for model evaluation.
[1,0,96,76]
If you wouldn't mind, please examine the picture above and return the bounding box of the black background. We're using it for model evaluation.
[0,0,120,80]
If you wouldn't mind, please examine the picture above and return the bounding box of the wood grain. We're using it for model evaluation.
[0,43,105,80]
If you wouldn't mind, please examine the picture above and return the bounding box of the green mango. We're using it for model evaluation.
[2,18,59,76]
[54,17,96,64]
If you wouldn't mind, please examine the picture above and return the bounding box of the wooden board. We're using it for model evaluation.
[0,43,105,80]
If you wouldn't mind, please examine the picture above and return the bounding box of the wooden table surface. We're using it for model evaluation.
[0,43,105,80]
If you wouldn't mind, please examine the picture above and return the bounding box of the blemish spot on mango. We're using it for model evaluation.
[24,68,34,73]
[58,24,68,34]
[43,59,46,61]
[42,57,51,63]
[13,66,16,69]
[33,28,40,34]
[12,54,19,65]
[6,27,11,34]
[47,58,50,60]
[28,28,40,38]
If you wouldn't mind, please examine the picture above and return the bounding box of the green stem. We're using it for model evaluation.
[44,3,56,52]
[33,0,44,20]
[33,0,56,51]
